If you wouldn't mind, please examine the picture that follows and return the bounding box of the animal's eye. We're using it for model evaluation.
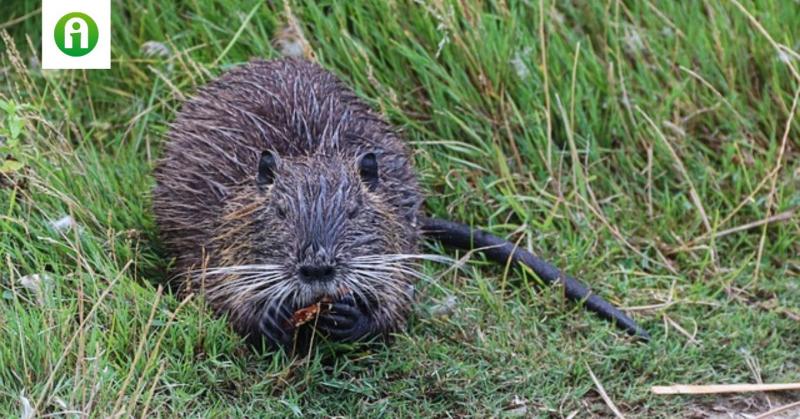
[347,205,358,219]
[358,152,379,190]
[256,150,278,189]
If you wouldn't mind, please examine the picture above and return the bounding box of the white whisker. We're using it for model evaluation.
[188,264,284,276]
[349,268,411,303]
[352,254,454,265]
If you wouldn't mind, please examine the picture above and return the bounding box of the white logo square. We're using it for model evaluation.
[42,0,111,69]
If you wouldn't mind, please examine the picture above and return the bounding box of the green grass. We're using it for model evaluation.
[1,0,799,416]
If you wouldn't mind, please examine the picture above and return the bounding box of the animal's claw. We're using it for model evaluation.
[253,300,295,350]
[316,294,373,342]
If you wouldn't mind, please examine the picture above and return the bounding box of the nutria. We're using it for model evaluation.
[153,59,648,351]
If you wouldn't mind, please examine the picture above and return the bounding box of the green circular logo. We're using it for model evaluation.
[54,12,99,57]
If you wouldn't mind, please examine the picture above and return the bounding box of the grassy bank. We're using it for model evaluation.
[1,0,799,416]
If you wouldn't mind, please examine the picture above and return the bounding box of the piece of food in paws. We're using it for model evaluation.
[290,304,320,327]
[290,297,335,327]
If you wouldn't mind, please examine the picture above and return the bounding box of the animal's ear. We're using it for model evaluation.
[358,152,379,190]
[256,150,278,188]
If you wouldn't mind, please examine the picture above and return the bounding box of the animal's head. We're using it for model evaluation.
[199,150,420,347]
[252,150,411,305]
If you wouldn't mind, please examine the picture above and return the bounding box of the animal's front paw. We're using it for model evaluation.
[252,300,296,351]
[316,294,373,342]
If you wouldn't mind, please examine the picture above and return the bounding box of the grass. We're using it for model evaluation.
[1,0,799,416]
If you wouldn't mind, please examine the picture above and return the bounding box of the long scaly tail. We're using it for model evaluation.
[421,217,650,341]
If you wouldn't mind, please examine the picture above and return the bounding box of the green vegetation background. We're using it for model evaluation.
[1,0,798,416]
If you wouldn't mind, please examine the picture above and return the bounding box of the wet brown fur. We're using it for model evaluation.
[153,59,423,343]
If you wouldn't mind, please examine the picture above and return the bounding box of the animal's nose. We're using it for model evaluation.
[298,264,336,282]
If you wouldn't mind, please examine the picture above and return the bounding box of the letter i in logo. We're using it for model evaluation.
[42,0,111,69]
[54,13,98,57]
